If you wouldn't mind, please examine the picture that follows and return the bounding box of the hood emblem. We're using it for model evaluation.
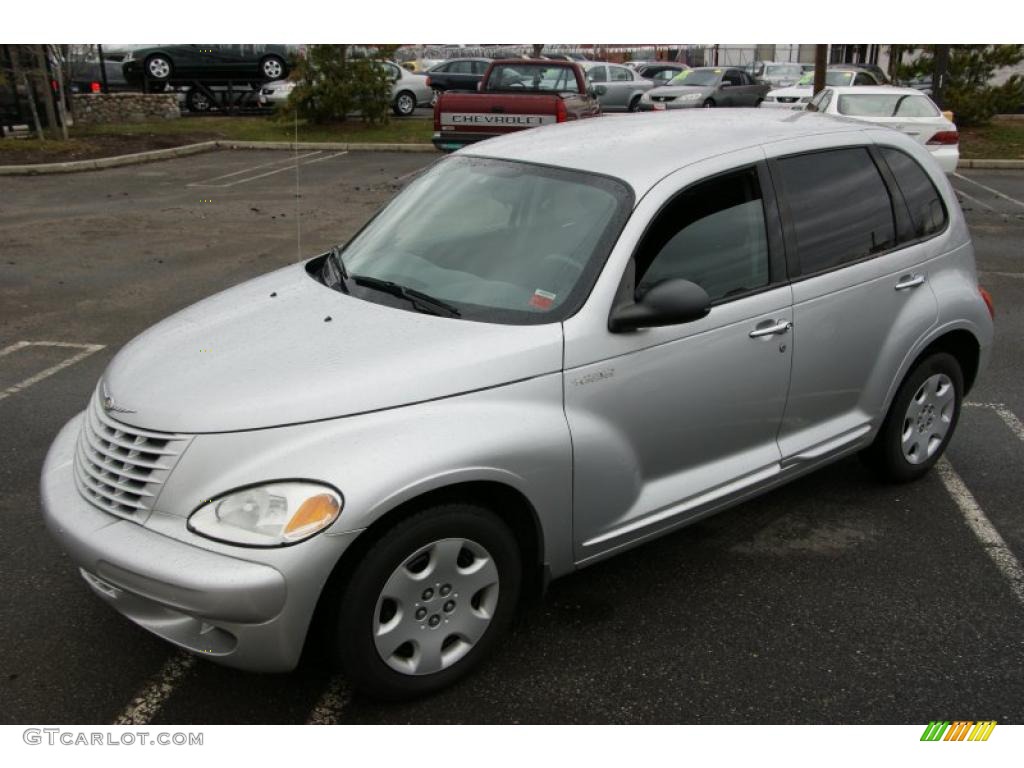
[100,382,136,414]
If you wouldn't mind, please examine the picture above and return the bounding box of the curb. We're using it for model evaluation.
[956,158,1024,169]
[0,139,439,175]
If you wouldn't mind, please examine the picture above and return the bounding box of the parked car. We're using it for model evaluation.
[122,44,291,87]
[66,57,132,94]
[379,60,433,116]
[256,62,430,117]
[41,109,992,700]
[749,61,805,88]
[581,61,654,112]
[432,59,600,151]
[425,58,491,94]
[760,66,885,109]
[257,79,295,108]
[635,62,690,86]
[807,86,959,173]
[638,67,769,110]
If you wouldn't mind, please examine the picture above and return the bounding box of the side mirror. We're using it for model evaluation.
[608,278,711,332]
[587,85,598,98]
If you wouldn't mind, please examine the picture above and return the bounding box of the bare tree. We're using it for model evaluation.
[33,45,60,139]
[531,44,544,59]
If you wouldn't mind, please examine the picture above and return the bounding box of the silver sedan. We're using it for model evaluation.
[638,66,768,110]
[580,61,654,112]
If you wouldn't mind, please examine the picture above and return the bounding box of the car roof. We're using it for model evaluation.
[460,110,874,195]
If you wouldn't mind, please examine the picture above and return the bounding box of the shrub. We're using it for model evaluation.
[280,45,392,125]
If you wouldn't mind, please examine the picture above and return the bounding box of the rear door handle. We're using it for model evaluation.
[895,274,926,291]
[749,320,792,338]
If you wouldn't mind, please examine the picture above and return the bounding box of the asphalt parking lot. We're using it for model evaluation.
[1,149,1022,724]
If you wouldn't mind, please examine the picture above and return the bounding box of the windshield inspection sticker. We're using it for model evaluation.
[530,289,557,310]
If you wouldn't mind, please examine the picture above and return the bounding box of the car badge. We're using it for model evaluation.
[100,381,136,414]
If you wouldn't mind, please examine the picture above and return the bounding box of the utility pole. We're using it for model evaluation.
[97,44,110,94]
[932,44,950,110]
[813,44,828,95]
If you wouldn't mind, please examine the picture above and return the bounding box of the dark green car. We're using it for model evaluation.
[122,44,291,86]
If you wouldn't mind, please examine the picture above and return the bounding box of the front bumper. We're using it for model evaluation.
[637,99,701,111]
[432,130,494,152]
[759,100,806,110]
[41,414,359,672]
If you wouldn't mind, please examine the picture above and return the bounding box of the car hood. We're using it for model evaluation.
[648,84,713,97]
[102,262,563,434]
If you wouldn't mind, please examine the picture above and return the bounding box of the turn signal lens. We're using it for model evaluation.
[284,493,341,541]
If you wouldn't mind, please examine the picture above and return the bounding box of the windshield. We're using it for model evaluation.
[837,93,939,117]
[674,69,718,86]
[666,69,692,85]
[336,157,633,324]
[796,71,857,87]
[485,63,579,92]
[765,64,803,78]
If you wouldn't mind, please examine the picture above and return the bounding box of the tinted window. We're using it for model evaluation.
[778,148,896,274]
[837,93,939,117]
[637,168,770,301]
[472,60,489,75]
[586,66,607,83]
[880,147,948,240]
[610,66,632,81]
[487,64,578,92]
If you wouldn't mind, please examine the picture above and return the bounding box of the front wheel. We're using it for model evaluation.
[393,90,416,117]
[702,98,715,108]
[862,352,964,482]
[144,55,172,82]
[628,95,642,112]
[331,503,522,700]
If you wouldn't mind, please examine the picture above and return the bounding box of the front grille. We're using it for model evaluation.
[777,96,798,104]
[73,390,191,519]
[652,95,676,103]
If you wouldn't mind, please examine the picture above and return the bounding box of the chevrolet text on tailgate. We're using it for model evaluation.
[42,111,993,701]
[433,59,601,151]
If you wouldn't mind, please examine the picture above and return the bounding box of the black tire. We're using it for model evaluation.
[628,95,642,112]
[144,54,172,82]
[259,55,286,81]
[330,503,522,701]
[702,98,715,108]
[393,90,416,117]
[185,89,212,113]
[862,352,964,483]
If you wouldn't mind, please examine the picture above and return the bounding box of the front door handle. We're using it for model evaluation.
[895,274,926,291]
[749,320,792,338]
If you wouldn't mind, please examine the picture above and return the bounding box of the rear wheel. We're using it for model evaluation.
[331,503,522,700]
[145,55,172,82]
[185,89,212,113]
[862,352,963,482]
[260,55,286,81]
[702,98,715,108]
[628,95,642,112]
[393,90,416,117]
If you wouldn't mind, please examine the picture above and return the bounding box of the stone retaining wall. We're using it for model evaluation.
[71,93,180,124]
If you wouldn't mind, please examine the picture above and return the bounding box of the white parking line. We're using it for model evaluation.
[190,151,349,189]
[936,458,1024,607]
[954,172,1024,210]
[977,270,1024,280]
[955,187,996,212]
[0,341,105,402]
[306,675,351,724]
[964,401,1024,442]
[113,652,196,725]
[186,151,323,186]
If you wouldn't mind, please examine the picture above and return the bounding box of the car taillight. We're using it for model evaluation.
[556,100,568,123]
[928,131,959,145]
[90,81,101,93]
[980,287,995,319]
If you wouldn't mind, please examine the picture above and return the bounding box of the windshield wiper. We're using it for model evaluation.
[322,246,351,294]
[353,275,462,318]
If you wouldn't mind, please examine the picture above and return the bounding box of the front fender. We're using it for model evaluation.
[151,373,574,577]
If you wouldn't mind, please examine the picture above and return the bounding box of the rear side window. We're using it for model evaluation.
[777,148,896,275]
[880,147,948,240]
[636,167,770,301]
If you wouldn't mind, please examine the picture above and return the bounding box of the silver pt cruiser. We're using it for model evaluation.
[42,110,994,700]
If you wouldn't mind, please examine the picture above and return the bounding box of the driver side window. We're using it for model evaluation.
[635,167,770,302]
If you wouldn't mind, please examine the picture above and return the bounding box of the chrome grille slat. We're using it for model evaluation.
[73,388,192,520]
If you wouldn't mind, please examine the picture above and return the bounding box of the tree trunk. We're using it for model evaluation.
[33,44,60,139]
[531,44,544,59]
[49,45,70,140]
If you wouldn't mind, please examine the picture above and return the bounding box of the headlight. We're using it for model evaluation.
[188,482,342,547]
[677,93,702,102]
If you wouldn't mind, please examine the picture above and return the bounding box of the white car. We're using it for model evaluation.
[808,86,959,174]
[761,68,883,109]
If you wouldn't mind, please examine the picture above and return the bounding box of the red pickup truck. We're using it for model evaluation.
[433,59,601,152]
